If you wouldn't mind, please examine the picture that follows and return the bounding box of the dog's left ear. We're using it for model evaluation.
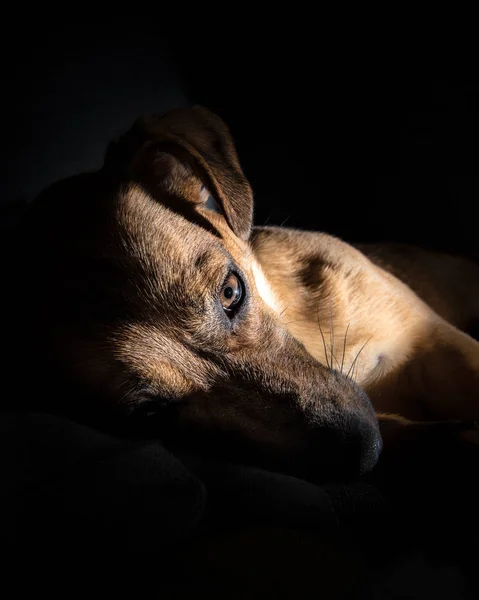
[105,106,253,240]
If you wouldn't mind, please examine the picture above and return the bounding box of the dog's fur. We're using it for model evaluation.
[18,106,479,480]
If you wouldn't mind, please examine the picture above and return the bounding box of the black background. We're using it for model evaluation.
[2,17,479,586]
[1,18,478,260]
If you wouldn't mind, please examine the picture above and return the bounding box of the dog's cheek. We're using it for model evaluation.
[249,260,283,314]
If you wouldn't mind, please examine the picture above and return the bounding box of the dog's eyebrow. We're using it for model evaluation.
[194,250,213,270]
[193,249,236,301]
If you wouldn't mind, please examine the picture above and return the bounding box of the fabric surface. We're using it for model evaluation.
[2,410,478,598]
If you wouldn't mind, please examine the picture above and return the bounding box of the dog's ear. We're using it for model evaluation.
[105,106,253,240]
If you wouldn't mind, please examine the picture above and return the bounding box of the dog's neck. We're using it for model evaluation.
[250,226,423,397]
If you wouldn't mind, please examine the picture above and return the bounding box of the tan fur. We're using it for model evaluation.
[20,105,479,479]
[250,227,479,420]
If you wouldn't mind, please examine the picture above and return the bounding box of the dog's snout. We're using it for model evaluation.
[302,375,382,479]
[307,409,382,480]
[337,410,383,476]
[360,423,383,474]
[306,409,382,480]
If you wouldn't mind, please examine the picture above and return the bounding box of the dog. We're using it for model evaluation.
[17,106,479,481]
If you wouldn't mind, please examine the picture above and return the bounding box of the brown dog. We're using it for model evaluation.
[19,106,479,480]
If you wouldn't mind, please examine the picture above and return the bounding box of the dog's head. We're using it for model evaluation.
[21,106,381,480]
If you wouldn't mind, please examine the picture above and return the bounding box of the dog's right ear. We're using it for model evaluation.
[104,106,253,240]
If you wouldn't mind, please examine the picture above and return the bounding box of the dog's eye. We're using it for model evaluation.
[220,273,244,316]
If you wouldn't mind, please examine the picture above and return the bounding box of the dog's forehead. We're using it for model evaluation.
[114,183,228,277]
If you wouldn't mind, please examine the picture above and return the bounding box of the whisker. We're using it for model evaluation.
[113,379,133,402]
[282,319,301,328]
[325,342,342,371]
[352,346,364,383]
[317,307,331,370]
[340,322,350,375]
[329,299,335,374]
[326,344,341,368]
[244,235,274,261]
[279,298,299,317]
[346,337,372,380]
[261,211,274,227]
[246,217,290,262]
[118,382,137,406]
[351,353,359,383]
[317,318,343,370]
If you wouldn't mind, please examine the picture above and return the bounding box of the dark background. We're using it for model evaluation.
[2,20,479,589]
[1,20,478,260]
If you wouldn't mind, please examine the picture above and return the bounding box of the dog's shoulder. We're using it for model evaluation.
[250,225,434,336]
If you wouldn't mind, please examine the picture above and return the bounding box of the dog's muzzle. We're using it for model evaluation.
[275,369,383,481]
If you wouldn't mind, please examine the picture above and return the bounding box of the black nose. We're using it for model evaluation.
[314,410,383,479]
[329,376,383,477]
[301,375,383,480]
[357,420,383,474]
